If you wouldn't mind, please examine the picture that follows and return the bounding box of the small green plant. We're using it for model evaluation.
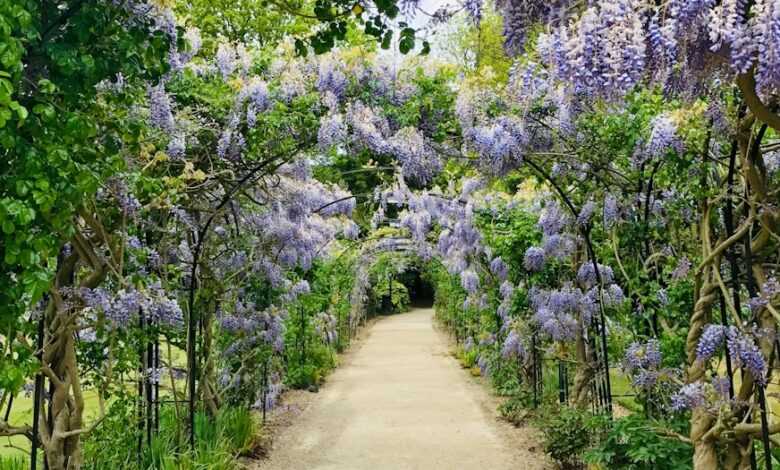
[497,391,534,426]
[537,406,593,469]
[584,414,693,470]
[457,347,478,368]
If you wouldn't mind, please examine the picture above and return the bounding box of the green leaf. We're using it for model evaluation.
[2,220,14,234]
[294,38,308,57]
[420,40,430,55]
[381,30,393,49]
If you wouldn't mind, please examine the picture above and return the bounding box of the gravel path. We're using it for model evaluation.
[253,307,552,470]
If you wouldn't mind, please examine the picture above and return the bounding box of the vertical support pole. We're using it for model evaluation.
[31,312,45,470]
[388,273,393,313]
[146,319,154,447]
[187,294,197,451]
[531,333,538,409]
[137,308,145,462]
[261,359,268,424]
[558,361,565,404]
[299,305,306,367]
[154,332,160,434]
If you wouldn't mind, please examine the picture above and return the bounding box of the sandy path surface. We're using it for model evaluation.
[254,307,552,470]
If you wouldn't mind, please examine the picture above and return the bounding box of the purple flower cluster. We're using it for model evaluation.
[461,269,480,294]
[523,246,546,272]
[463,0,483,26]
[529,285,595,341]
[502,330,525,359]
[645,113,684,159]
[347,101,391,154]
[728,330,767,385]
[343,221,360,240]
[624,339,662,372]
[499,280,515,301]
[696,324,767,385]
[671,257,691,280]
[465,116,526,176]
[148,83,175,132]
[220,302,288,354]
[671,382,707,411]
[603,194,620,227]
[216,43,236,79]
[389,127,442,185]
[318,113,347,150]
[538,200,570,236]
[489,257,508,281]
[695,324,726,362]
[316,60,348,99]
[577,200,596,226]
[576,262,614,289]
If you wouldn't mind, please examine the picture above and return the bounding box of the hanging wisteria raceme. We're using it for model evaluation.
[519,0,780,107]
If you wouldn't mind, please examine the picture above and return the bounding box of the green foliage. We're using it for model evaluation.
[366,252,413,314]
[0,0,173,394]
[537,406,593,469]
[456,345,478,368]
[584,415,693,470]
[83,403,258,470]
[497,390,535,426]
[176,0,311,51]
[440,2,512,82]
[284,254,354,389]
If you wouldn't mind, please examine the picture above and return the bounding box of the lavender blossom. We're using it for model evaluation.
[671,382,707,411]
[148,83,175,132]
[523,246,546,272]
[489,257,509,281]
[695,324,726,363]
[461,269,480,294]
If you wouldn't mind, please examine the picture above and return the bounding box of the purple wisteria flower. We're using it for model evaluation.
[538,200,569,236]
[317,113,346,150]
[671,257,691,280]
[645,113,684,158]
[316,60,348,99]
[603,194,620,227]
[148,83,175,132]
[490,257,508,281]
[524,246,546,272]
[624,339,662,372]
[343,221,360,240]
[727,330,767,385]
[695,324,726,363]
[461,269,480,294]
[389,127,442,185]
[577,200,596,226]
[499,280,515,300]
[671,382,707,411]
[216,42,236,79]
[502,330,525,359]
[576,262,614,288]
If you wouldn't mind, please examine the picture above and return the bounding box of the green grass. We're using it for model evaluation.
[609,368,640,412]
[0,389,103,458]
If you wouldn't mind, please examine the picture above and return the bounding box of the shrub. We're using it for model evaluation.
[537,406,593,469]
[584,415,692,470]
[497,391,534,426]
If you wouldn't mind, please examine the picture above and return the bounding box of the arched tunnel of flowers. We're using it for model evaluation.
[2,1,780,469]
